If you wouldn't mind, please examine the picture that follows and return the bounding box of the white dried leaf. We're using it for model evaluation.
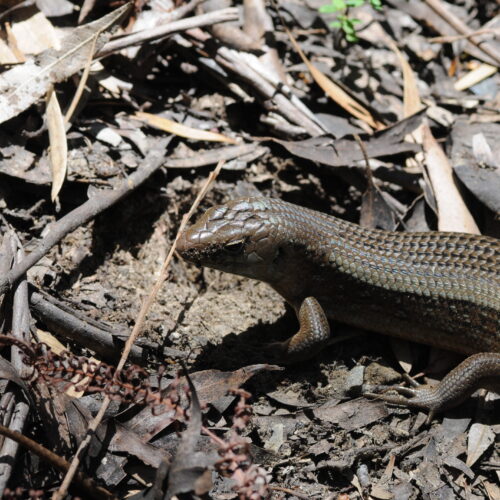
[46,87,67,202]
[0,3,130,124]
[466,422,494,467]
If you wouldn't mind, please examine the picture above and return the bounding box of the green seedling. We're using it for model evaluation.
[319,0,383,42]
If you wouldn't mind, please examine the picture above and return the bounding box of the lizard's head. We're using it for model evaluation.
[177,198,283,281]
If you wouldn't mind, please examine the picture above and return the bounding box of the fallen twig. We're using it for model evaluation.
[428,28,498,43]
[184,30,325,136]
[0,424,114,500]
[164,143,259,168]
[0,234,31,494]
[0,138,170,297]
[424,0,500,66]
[29,288,147,363]
[97,8,239,58]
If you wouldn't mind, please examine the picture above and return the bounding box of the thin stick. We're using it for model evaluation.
[53,159,225,499]
[64,33,98,124]
[0,424,114,500]
[428,28,497,44]
[96,9,238,58]
[424,0,500,66]
[117,159,225,373]
[0,139,169,296]
[29,289,146,362]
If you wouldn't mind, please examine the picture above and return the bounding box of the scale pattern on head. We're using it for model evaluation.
[177,198,284,280]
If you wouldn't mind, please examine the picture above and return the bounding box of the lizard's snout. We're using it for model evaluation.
[176,231,189,255]
[176,228,198,262]
[176,225,212,266]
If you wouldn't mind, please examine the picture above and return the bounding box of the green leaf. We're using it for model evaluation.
[330,20,342,27]
[346,32,358,42]
[346,0,365,7]
[343,24,356,34]
[319,4,337,13]
[332,0,347,10]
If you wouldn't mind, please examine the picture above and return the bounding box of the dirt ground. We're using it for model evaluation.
[0,0,499,498]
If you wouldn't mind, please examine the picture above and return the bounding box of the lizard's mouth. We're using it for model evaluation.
[176,231,203,265]
[176,231,224,268]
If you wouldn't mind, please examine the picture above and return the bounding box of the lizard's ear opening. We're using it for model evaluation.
[273,246,284,262]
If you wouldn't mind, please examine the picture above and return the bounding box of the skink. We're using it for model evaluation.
[177,197,500,418]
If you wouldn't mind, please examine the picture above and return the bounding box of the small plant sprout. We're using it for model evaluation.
[319,0,383,42]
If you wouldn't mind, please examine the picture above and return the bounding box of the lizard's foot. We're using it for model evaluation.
[263,297,330,364]
[364,352,500,423]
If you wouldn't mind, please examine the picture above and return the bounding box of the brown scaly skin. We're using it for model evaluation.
[177,197,500,418]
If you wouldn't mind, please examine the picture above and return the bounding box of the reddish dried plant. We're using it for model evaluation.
[0,336,269,498]
[2,488,45,499]
[206,389,270,500]
[0,335,181,416]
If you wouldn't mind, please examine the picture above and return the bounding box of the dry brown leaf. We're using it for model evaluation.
[64,34,98,124]
[0,6,60,64]
[0,20,21,64]
[483,480,500,500]
[371,453,396,498]
[386,40,422,117]
[4,22,26,63]
[351,475,364,498]
[9,7,60,56]
[284,26,384,130]
[420,125,479,233]
[134,111,237,144]
[370,485,394,500]
[466,422,495,467]
[36,329,67,356]
[46,86,68,202]
[387,36,479,233]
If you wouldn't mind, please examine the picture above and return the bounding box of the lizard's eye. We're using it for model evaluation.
[224,239,245,254]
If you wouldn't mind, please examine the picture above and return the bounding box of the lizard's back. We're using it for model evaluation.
[178,197,500,355]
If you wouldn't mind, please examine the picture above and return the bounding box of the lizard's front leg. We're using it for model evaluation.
[268,297,330,362]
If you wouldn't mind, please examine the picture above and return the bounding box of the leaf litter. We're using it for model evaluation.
[0,0,498,498]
